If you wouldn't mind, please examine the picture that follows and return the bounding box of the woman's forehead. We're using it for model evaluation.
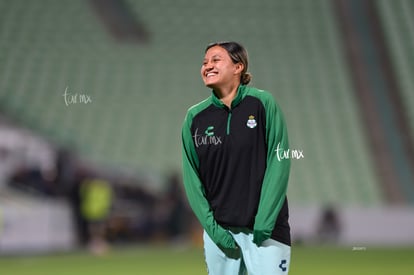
[204,46,229,58]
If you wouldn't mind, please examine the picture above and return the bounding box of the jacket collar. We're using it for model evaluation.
[211,85,246,109]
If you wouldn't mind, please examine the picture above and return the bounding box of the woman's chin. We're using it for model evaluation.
[204,81,218,89]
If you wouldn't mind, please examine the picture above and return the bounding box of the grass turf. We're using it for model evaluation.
[0,245,413,275]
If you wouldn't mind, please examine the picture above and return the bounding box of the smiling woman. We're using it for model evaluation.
[201,42,252,108]
[182,41,292,275]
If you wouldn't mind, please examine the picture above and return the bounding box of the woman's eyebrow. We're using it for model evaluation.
[203,54,222,62]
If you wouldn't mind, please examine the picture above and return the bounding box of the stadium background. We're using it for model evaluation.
[0,0,413,274]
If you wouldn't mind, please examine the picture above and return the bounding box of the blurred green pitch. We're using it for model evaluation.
[0,245,413,275]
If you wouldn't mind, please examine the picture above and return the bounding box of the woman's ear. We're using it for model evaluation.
[234,62,244,75]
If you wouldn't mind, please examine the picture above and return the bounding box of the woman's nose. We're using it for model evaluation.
[205,62,213,70]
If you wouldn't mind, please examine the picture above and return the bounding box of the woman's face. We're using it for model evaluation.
[201,45,243,89]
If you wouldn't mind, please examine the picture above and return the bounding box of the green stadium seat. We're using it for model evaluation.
[0,0,393,206]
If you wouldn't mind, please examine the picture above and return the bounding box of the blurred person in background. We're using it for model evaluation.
[154,171,192,242]
[80,177,113,255]
[316,205,342,244]
[182,41,291,275]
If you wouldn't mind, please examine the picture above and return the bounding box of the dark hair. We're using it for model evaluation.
[205,41,252,85]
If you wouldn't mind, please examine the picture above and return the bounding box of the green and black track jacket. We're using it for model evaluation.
[182,85,291,248]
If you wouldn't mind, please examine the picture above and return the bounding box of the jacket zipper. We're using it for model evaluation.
[226,111,232,135]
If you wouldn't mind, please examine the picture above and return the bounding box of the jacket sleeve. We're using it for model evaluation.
[253,93,291,246]
[181,112,236,249]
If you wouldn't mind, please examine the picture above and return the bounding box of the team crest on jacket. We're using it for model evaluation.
[246,115,257,128]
